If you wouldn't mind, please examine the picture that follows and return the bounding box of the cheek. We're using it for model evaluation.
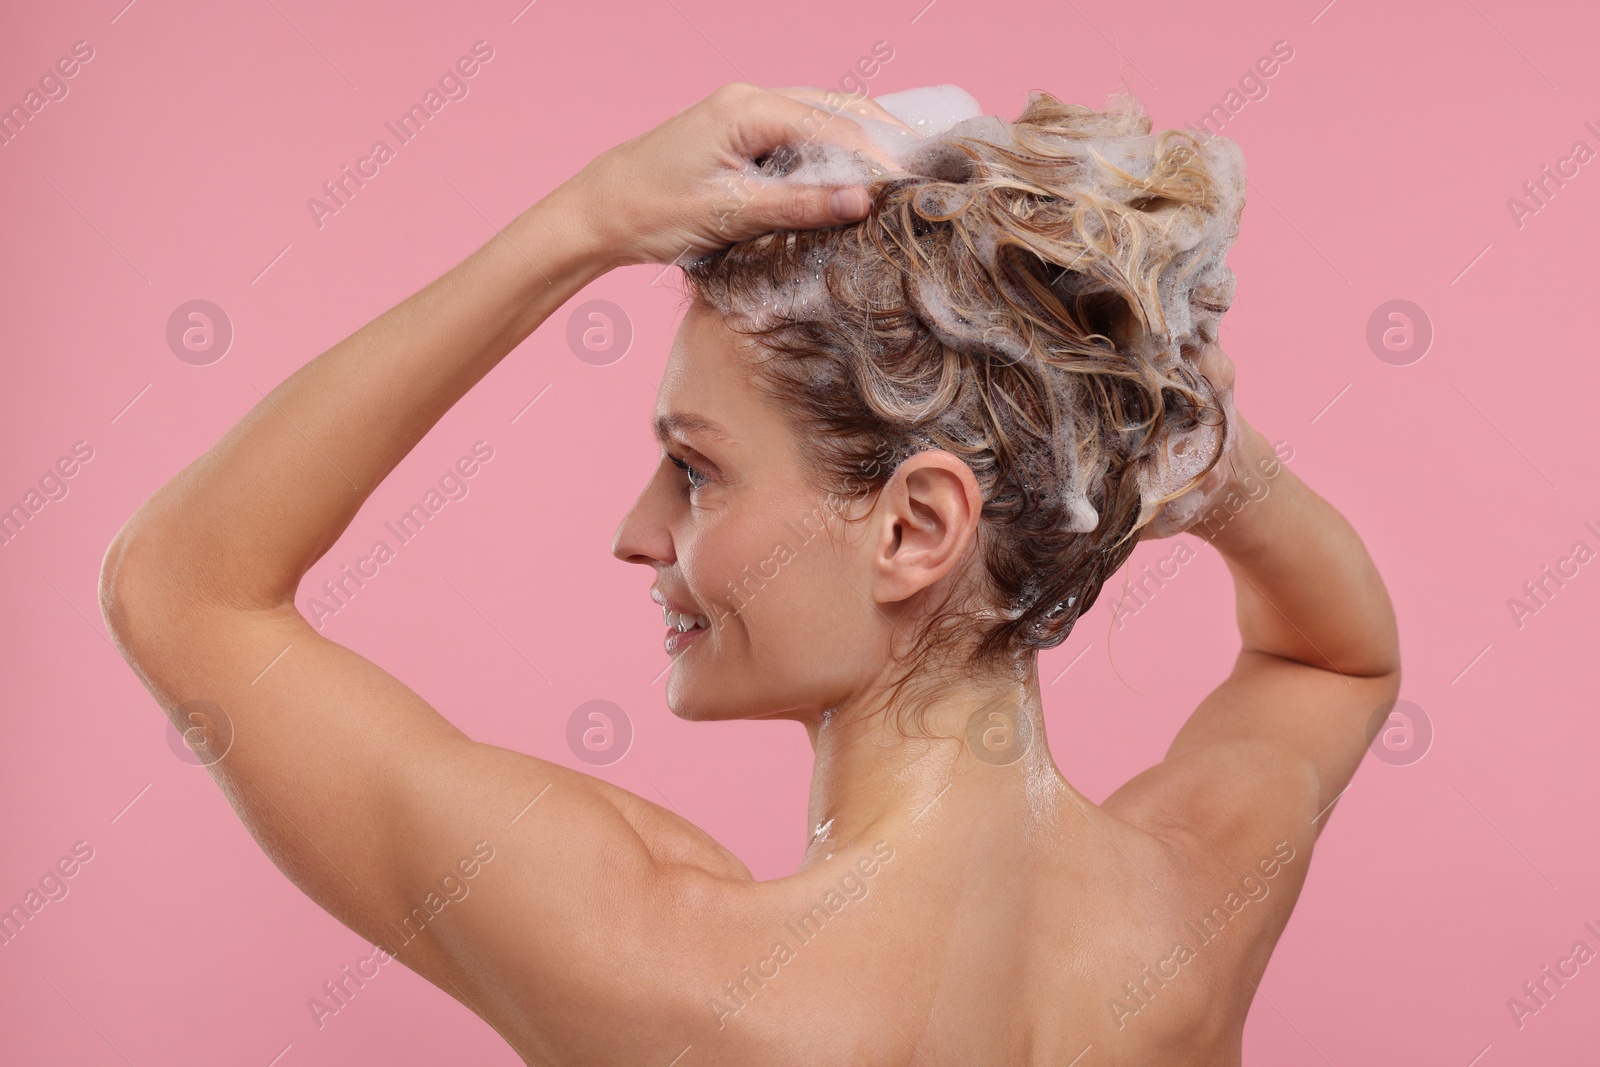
[751,520,868,652]
[682,511,780,618]
[687,508,841,637]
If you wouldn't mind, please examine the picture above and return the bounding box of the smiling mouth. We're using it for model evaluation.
[662,606,711,633]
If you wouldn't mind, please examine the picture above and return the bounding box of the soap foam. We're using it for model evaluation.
[761,85,990,188]
[874,85,985,137]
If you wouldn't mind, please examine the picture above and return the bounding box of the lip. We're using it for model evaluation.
[652,586,710,655]
[650,587,702,617]
[664,624,707,656]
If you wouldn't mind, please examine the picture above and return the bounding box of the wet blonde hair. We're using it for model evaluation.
[681,88,1245,694]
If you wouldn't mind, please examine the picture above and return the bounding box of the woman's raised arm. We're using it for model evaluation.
[106,182,608,611]
[95,82,890,1033]
[1104,344,1401,881]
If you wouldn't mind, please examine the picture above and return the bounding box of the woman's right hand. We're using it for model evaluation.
[562,82,912,269]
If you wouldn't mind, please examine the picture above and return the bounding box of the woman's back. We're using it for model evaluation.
[435,737,1317,1066]
[684,790,1251,1066]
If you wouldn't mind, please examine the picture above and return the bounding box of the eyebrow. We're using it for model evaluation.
[653,412,734,445]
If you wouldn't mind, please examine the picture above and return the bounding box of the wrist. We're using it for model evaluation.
[523,172,626,278]
[1191,420,1291,553]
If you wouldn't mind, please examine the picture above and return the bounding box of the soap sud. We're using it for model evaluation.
[750,140,885,190]
[761,85,991,188]
[1140,385,1240,537]
[793,85,986,175]
[904,271,1033,367]
[874,85,985,139]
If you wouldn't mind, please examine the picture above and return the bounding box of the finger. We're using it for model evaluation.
[1199,343,1237,393]
[744,182,872,233]
[771,87,917,133]
[1181,342,1232,396]
[731,87,900,170]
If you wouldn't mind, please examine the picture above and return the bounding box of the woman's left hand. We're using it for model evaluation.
[564,82,912,268]
[1142,343,1247,540]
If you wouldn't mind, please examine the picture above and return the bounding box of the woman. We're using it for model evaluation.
[100,82,1400,1065]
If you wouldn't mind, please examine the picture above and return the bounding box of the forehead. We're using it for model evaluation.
[655,305,763,433]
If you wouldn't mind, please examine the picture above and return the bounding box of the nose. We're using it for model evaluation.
[611,460,677,568]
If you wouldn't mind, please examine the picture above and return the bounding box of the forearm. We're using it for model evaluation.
[1198,420,1400,678]
[103,180,611,612]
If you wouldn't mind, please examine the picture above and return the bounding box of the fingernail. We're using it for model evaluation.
[829,188,865,219]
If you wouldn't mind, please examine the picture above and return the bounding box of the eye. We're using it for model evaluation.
[667,452,710,494]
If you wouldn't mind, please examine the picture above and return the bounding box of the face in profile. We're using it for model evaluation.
[611,303,895,725]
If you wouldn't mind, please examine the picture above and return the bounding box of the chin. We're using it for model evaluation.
[664,675,735,722]
[665,673,799,725]
[666,698,716,722]
[668,701,758,725]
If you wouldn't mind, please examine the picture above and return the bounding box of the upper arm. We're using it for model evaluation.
[100,543,732,1004]
[1103,649,1401,862]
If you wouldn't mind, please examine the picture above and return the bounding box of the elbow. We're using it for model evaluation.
[98,532,224,713]
[1347,611,1402,684]
[99,531,162,665]
[98,498,176,636]
[1360,636,1403,716]
[98,530,141,643]
[97,529,190,657]
[99,528,300,672]
[1342,559,1402,680]
[1370,585,1403,680]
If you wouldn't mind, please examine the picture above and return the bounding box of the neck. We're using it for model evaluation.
[797,655,1057,868]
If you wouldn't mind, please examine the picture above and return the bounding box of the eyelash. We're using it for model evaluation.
[667,452,710,495]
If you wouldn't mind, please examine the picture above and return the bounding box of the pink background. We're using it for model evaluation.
[3,0,1597,1062]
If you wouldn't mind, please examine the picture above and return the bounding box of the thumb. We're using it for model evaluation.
[826,186,872,221]
[754,184,871,231]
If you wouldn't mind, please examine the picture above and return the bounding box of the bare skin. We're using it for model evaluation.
[99,83,1400,1065]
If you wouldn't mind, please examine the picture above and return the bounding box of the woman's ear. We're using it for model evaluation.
[869,451,983,605]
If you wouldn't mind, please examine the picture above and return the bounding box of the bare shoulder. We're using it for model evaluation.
[1086,647,1401,1039]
